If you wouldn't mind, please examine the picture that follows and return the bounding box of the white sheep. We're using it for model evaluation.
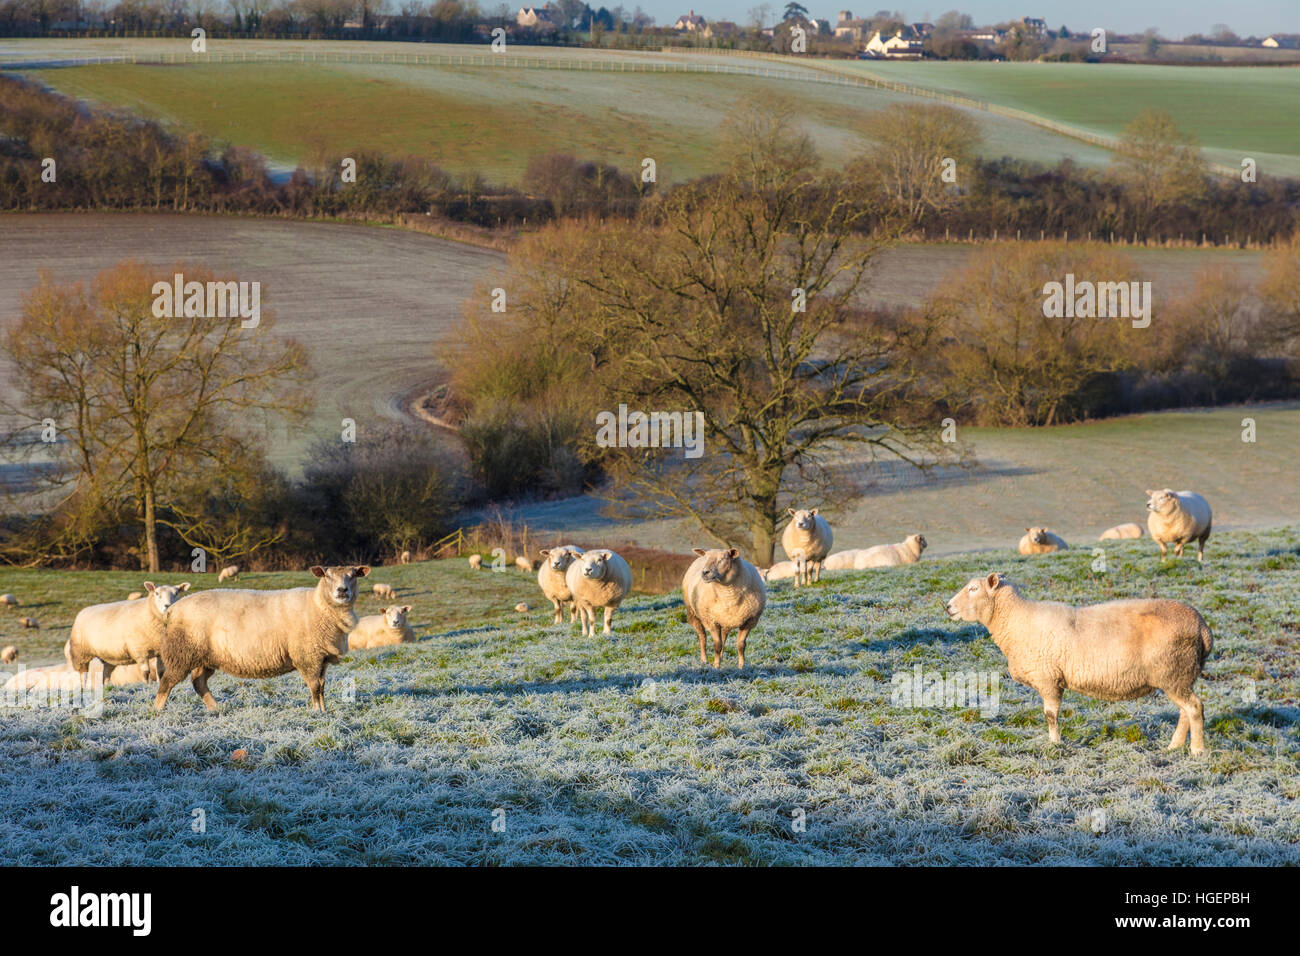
[348,604,414,649]
[1,646,16,663]
[18,616,38,628]
[154,565,368,713]
[514,602,529,613]
[683,548,767,668]
[565,550,633,637]
[760,560,797,581]
[1099,523,1144,540]
[945,573,1213,754]
[1018,527,1067,555]
[67,581,190,679]
[820,550,859,572]
[781,507,833,586]
[514,554,536,572]
[400,550,412,564]
[127,591,144,600]
[1145,489,1212,562]
[218,565,240,583]
[468,554,483,570]
[852,533,928,568]
[372,583,396,599]
[537,545,585,624]
[0,594,17,607]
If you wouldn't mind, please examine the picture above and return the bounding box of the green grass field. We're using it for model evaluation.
[2,527,1297,864]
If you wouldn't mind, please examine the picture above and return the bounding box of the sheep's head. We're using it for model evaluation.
[908,533,928,553]
[1024,527,1051,545]
[576,551,613,580]
[787,508,819,532]
[311,565,370,605]
[945,572,1008,625]
[541,545,583,572]
[382,605,411,630]
[692,548,742,584]
[1145,489,1176,514]
[144,581,191,617]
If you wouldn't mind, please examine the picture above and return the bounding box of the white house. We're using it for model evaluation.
[1262,35,1298,48]
[674,9,706,31]
[517,4,562,27]
[864,27,925,58]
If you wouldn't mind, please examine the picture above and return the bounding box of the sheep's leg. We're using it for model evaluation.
[690,618,708,664]
[1167,691,1205,755]
[1040,688,1063,744]
[153,665,187,712]
[1167,709,1190,750]
[1174,542,1185,558]
[191,667,219,712]
[712,624,726,669]
[1158,541,1168,561]
[297,662,327,713]
[568,602,578,624]
[602,606,613,636]
[735,627,750,669]
[812,561,821,583]
[551,598,563,625]
[1196,531,1209,563]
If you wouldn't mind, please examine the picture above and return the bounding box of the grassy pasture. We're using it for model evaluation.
[1,527,1296,864]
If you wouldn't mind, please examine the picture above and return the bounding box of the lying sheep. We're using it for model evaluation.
[820,551,859,572]
[4,661,95,694]
[1099,523,1144,540]
[514,554,536,572]
[781,508,833,587]
[945,572,1213,754]
[761,560,797,582]
[854,533,928,568]
[565,550,633,637]
[0,594,17,607]
[400,550,412,564]
[372,583,396,600]
[537,545,585,624]
[515,602,529,613]
[1,646,16,663]
[218,565,240,583]
[348,605,414,649]
[1018,527,1067,555]
[155,565,368,713]
[468,554,483,570]
[683,548,766,669]
[1145,489,1212,562]
[127,591,144,601]
[67,582,190,680]
[18,617,38,629]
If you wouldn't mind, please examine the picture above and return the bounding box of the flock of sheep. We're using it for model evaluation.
[1,488,1217,754]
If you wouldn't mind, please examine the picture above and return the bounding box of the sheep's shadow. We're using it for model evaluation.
[852,624,983,654]
[1212,704,1300,729]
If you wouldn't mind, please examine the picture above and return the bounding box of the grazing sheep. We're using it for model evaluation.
[1018,527,1067,555]
[0,594,17,607]
[468,554,483,570]
[400,550,412,564]
[781,508,833,587]
[127,591,144,601]
[760,560,798,582]
[515,554,536,572]
[565,550,633,637]
[67,582,190,679]
[853,533,928,569]
[514,602,529,613]
[1145,489,1212,562]
[372,583,396,600]
[18,617,39,629]
[537,545,585,624]
[683,548,766,669]
[218,565,240,583]
[154,565,368,713]
[348,605,414,649]
[1100,523,1144,541]
[1,646,16,663]
[945,572,1213,754]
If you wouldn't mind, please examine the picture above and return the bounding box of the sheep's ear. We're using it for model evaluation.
[402,605,411,613]
[354,565,370,577]
[787,508,796,517]
[728,548,739,558]
[539,549,550,557]
[1144,490,1154,497]
[309,566,325,578]
[144,582,156,592]
[377,606,386,614]
[178,582,191,591]
[693,548,707,556]
[985,572,1001,590]
[810,508,818,515]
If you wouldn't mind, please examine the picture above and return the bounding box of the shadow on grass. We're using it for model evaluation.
[852,624,982,654]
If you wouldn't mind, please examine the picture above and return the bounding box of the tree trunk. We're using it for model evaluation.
[143,483,160,572]
[750,516,777,568]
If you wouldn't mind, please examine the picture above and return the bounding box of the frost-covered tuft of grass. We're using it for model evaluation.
[2,528,1298,865]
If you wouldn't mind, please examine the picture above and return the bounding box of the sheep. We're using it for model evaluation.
[4,660,97,694]
[514,602,529,613]
[67,581,190,679]
[218,565,240,583]
[1,646,16,663]
[853,533,928,569]
[348,605,414,649]
[1099,523,1144,541]
[154,565,369,713]
[537,545,585,624]
[468,554,483,570]
[565,550,633,637]
[400,550,412,564]
[1018,527,1067,555]
[1145,489,1212,562]
[514,554,536,572]
[372,583,396,600]
[760,560,798,582]
[945,572,1213,754]
[683,548,767,669]
[781,507,833,587]
[0,594,17,607]
[820,550,859,572]
[127,591,144,601]
[18,617,39,629]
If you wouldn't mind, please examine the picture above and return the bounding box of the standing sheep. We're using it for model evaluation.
[1,646,16,664]
[781,508,833,587]
[0,594,18,607]
[1145,489,1212,562]
[18,617,38,629]
[400,550,412,564]
[683,548,767,669]
[1018,527,1067,555]
[372,583,396,600]
[218,565,240,583]
[945,573,1213,754]
[565,550,633,637]
[537,545,585,624]
[468,554,483,570]
[67,582,191,679]
[1100,523,1144,540]
[514,554,536,572]
[853,533,928,568]
[154,565,368,713]
[348,605,415,649]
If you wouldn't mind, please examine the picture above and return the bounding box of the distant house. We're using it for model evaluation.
[962,28,1007,45]
[864,26,925,58]
[1021,16,1048,36]
[703,19,741,38]
[517,4,563,28]
[1261,35,1299,48]
[910,22,934,37]
[674,9,706,31]
[834,9,870,41]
